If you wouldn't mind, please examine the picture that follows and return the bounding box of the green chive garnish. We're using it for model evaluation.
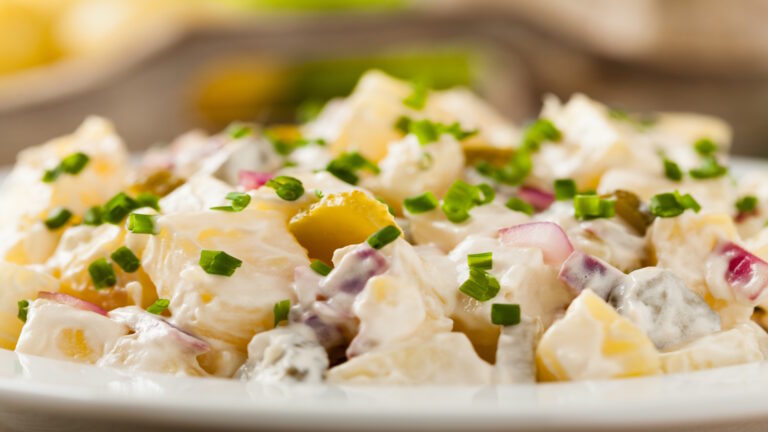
[693,138,717,156]
[689,156,728,179]
[211,191,252,211]
[326,152,379,185]
[394,117,477,145]
[475,149,532,186]
[521,118,561,152]
[199,250,243,277]
[736,195,758,214]
[467,252,493,270]
[44,207,72,230]
[147,298,170,315]
[228,124,252,139]
[649,191,701,218]
[265,176,304,201]
[273,299,291,327]
[441,180,495,223]
[136,192,160,211]
[459,267,500,302]
[89,258,117,289]
[403,191,438,214]
[574,195,615,220]
[17,299,29,322]
[505,196,534,215]
[110,246,140,273]
[663,159,683,181]
[310,259,332,276]
[554,179,577,201]
[491,303,521,326]
[367,225,401,249]
[83,206,103,226]
[42,152,90,182]
[102,192,140,224]
[127,213,157,235]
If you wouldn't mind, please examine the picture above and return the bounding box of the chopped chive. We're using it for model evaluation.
[59,152,90,175]
[663,159,683,181]
[441,180,494,223]
[554,179,577,201]
[199,250,242,277]
[44,207,72,230]
[212,191,252,211]
[693,138,717,156]
[467,252,493,270]
[326,152,379,185]
[491,303,521,326]
[147,298,170,315]
[505,196,534,215]
[409,119,439,144]
[403,81,428,110]
[476,149,532,186]
[88,258,117,289]
[403,191,438,214]
[102,192,139,224]
[310,259,332,276]
[314,189,324,199]
[273,299,291,327]
[110,246,140,273]
[83,206,103,226]
[265,176,304,201]
[574,195,615,220]
[689,156,728,179]
[459,267,500,302]
[394,116,476,145]
[17,299,29,322]
[650,191,700,218]
[41,152,90,182]
[366,225,401,249]
[136,192,160,211]
[736,195,758,214]
[521,118,561,152]
[127,213,157,235]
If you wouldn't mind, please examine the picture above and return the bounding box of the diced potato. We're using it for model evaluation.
[0,262,59,350]
[15,299,127,364]
[327,332,492,385]
[289,190,396,263]
[536,289,661,381]
[660,322,768,374]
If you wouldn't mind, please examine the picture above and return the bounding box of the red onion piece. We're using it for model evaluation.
[239,170,273,190]
[517,186,555,211]
[558,251,626,299]
[37,291,108,316]
[711,240,768,303]
[499,222,574,266]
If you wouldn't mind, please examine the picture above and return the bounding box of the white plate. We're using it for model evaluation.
[1,158,767,432]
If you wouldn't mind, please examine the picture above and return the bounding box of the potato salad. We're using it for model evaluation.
[4,70,768,385]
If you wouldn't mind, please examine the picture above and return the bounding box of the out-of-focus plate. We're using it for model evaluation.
[0,158,766,432]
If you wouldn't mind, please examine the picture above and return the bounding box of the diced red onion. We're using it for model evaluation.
[498,222,574,266]
[558,251,626,299]
[37,291,108,317]
[711,240,768,303]
[239,170,273,190]
[516,186,555,211]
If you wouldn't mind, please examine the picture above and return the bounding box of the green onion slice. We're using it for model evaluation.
[17,299,29,322]
[689,156,728,179]
[505,196,534,215]
[199,250,243,277]
[273,299,291,327]
[147,298,170,315]
[459,267,501,302]
[736,195,758,214]
[403,191,439,214]
[83,206,103,226]
[326,152,379,185]
[663,159,683,181]
[44,207,72,230]
[128,213,157,235]
[265,176,304,201]
[211,191,252,211]
[310,259,332,276]
[367,225,401,249]
[467,252,493,270]
[554,179,577,201]
[491,303,522,326]
[102,192,140,224]
[693,138,717,156]
[89,258,117,289]
[521,119,562,151]
[110,246,141,273]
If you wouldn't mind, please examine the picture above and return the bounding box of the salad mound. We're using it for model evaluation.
[3,70,768,385]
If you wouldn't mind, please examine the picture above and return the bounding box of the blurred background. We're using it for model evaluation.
[0,0,767,163]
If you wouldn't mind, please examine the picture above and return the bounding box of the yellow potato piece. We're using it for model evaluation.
[537,289,660,381]
[289,190,396,263]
